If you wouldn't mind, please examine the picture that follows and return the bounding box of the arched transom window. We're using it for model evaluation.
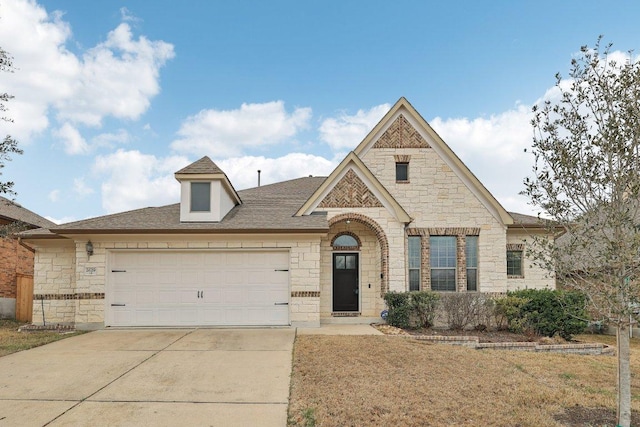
[332,232,361,250]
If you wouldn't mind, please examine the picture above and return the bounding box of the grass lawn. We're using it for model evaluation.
[288,333,640,426]
[0,319,85,357]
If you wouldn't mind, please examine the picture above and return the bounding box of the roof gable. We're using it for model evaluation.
[0,197,55,229]
[354,97,513,225]
[296,152,411,223]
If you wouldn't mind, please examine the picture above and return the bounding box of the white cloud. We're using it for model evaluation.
[53,122,89,155]
[0,0,174,142]
[319,104,390,151]
[91,129,131,148]
[216,153,336,190]
[48,189,60,202]
[93,149,190,213]
[73,177,94,196]
[171,101,312,157]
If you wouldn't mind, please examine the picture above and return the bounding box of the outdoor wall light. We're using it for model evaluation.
[86,241,94,257]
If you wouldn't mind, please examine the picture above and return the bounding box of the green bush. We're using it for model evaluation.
[494,295,529,333]
[497,289,588,340]
[410,291,440,328]
[384,292,411,328]
[384,291,440,329]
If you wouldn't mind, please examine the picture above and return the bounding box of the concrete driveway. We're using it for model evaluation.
[0,328,295,426]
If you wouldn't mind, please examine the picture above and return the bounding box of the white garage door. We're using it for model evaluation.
[106,250,290,327]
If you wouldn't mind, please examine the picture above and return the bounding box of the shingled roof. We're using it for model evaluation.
[0,197,55,229]
[28,177,328,235]
[175,156,225,175]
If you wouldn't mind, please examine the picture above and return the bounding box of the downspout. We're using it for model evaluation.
[17,237,36,253]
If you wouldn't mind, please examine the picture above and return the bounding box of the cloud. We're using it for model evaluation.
[319,104,390,151]
[171,101,312,157]
[0,0,174,142]
[53,122,89,155]
[45,215,77,225]
[91,129,131,148]
[93,149,190,213]
[48,189,60,203]
[216,153,336,190]
[73,177,94,196]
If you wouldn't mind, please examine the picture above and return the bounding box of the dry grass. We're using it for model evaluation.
[0,319,84,357]
[288,333,640,426]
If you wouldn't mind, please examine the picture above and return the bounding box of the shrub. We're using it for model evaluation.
[494,295,529,332]
[439,292,493,330]
[409,291,440,328]
[497,289,588,340]
[383,292,411,329]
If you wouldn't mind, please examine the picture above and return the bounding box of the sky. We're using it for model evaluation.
[1,0,639,224]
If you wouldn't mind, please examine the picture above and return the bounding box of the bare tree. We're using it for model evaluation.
[524,37,640,427]
[0,46,23,196]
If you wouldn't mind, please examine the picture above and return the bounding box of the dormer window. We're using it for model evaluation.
[190,182,211,212]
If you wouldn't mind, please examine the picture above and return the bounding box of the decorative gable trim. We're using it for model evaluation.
[353,97,513,226]
[296,152,411,223]
[318,169,383,208]
[373,114,430,149]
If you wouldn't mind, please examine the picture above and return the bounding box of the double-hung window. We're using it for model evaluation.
[408,236,421,291]
[466,236,478,291]
[507,250,523,276]
[430,236,456,291]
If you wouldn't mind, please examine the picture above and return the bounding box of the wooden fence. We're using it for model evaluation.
[16,274,33,322]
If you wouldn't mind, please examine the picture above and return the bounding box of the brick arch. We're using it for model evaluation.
[328,213,389,296]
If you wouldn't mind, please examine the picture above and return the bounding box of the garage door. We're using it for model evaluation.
[106,250,290,327]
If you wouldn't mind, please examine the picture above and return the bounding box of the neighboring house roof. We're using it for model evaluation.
[0,196,55,229]
[296,152,412,223]
[26,177,328,236]
[353,97,514,226]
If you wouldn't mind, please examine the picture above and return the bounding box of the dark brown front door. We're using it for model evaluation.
[333,253,359,312]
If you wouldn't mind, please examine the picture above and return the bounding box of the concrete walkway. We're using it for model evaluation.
[0,328,295,427]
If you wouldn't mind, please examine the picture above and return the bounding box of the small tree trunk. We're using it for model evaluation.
[617,323,631,427]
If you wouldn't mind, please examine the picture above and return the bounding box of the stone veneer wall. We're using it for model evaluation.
[506,230,555,291]
[360,144,509,293]
[320,220,381,319]
[30,235,322,328]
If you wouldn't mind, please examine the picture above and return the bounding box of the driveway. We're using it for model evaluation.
[0,328,295,426]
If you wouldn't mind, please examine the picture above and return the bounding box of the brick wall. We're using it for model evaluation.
[0,237,34,299]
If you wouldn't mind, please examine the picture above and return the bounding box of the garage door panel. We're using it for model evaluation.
[108,250,290,327]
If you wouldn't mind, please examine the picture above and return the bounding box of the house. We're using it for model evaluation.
[22,98,553,329]
[0,197,55,318]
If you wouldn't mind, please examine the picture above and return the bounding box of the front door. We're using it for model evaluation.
[333,253,359,312]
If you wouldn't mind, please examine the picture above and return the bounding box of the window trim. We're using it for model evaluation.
[331,232,361,251]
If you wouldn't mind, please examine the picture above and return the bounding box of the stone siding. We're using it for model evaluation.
[506,231,555,290]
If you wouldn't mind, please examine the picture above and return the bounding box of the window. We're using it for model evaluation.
[408,236,421,291]
[335,254,357,270]
[333,234,359,248]
[396,162,409,182]
[430,236,456,291]
[190,182,211,212]
[507,250,523,276]
[466,236,478,291]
